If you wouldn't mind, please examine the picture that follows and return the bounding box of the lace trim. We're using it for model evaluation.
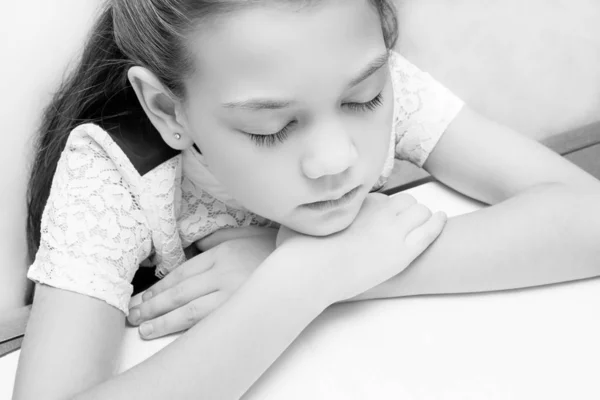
[28,258,135,314]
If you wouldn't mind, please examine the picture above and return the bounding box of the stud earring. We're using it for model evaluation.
[174,133,182,140]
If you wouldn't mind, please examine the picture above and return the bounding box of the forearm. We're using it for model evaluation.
[196,226,278,251]
[73,247,326,400]
[351,183,600,301]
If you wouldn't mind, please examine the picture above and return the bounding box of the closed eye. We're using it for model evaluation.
[244,120,297,147]
[343,92,384,112]
[242,92,383,147]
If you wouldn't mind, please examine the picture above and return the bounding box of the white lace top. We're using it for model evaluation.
[27,51,464,315]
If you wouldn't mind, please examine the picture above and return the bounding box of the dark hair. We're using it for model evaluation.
[25,0,399,264]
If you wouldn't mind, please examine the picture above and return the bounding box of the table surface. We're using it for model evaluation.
[2,182,600,400]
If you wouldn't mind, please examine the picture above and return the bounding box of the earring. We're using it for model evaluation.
[174,133,182,140]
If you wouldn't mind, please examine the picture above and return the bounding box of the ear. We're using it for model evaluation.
[127,66,194,150]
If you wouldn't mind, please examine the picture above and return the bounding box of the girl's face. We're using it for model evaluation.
[181,0,393,236]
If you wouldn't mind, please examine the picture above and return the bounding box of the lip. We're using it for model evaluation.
[301,185,362,211]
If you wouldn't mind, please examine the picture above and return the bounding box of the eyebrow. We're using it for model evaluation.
[347,51,390,88]
[222,99,292,110]
[221,51,390,111]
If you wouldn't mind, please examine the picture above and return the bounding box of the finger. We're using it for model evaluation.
[139,291,226,339]
[390,193,417,214]
[129,270,220,325]
[405,211,447,248]
[360,192,390,209]
[365,192,388,202]
[128,292,144,309]
[143,251,216,301]
[396,203,434,231]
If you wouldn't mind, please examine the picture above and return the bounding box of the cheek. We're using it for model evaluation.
[202,137,299,216]
[356,85,395,174]
[185,104,299,219]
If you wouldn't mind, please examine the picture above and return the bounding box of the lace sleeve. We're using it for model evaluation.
[27,125,153,315]
[389,50,465,167]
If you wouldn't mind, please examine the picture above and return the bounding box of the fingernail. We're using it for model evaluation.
[140,323,154,337]
[142,291,153,301]
[129,309,140,324]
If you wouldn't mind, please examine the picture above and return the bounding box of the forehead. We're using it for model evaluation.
[184,0,387,97]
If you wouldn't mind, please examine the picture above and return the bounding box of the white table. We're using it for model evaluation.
[2,182,600,399]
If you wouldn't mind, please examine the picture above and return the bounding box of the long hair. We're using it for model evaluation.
[25,0,399,264]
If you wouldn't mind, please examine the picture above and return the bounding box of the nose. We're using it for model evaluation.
[301,119,358,180]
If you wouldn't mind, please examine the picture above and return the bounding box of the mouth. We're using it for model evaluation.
[301,185,362,211]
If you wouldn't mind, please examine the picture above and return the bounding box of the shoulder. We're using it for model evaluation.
[65,121,180,179]
[100,117,181,176]
[29,123,160,315]
[49,123,155,237]
[388,50,465,167]
[387,49,462,105]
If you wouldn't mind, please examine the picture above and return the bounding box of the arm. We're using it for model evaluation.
[14,125,152,399]
[195,225,279,252]
[73,193,444,399]
[14,247,324,400]
[351,106,600,301]
[13,285,126,399]
[71,246,325,400]
[32,193,440,400]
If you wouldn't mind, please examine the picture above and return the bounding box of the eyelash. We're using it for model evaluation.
[246,92,384,147]
[248,121,295,147]
[344,92,384,113]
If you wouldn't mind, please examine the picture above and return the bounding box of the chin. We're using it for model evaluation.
[290,207,360,237]
[278,186,371,237]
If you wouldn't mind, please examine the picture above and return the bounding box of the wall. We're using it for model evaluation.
[0,1,100,310]
[395,0,600,139]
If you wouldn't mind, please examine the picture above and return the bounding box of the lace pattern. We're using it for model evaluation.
[178,174,277,251]
[27,124,153,315]
[389,51,465,167]
[138,156,188,278]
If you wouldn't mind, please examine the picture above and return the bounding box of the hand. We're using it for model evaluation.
[127,228,277,339]
[278,193,447,304]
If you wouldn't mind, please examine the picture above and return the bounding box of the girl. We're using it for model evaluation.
[15,0,600,399]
